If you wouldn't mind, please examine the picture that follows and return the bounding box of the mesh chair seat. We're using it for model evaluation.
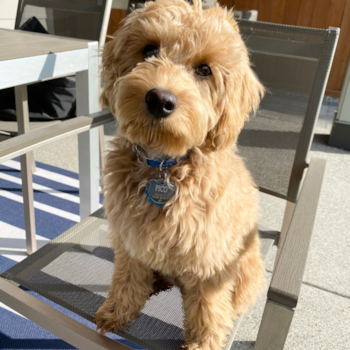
[1,208,275,350]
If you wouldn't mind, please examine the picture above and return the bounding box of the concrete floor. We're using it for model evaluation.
[32,99,350,350]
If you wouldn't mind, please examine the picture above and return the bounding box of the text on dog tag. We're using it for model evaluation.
[145,179,175,206]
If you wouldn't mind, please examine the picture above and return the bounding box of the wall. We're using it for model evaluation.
[106,0,128,38]
[0,0,19,29]
[219,0,350,97]
[107,9,127,37]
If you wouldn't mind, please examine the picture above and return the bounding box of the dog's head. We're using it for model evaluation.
[102,0,264,157]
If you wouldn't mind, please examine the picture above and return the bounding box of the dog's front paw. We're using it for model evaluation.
[95,298,139,334]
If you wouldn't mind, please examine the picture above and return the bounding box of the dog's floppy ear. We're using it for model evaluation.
[205,7,264,149]
[207,65,264,150]
[100,13,137,110]
[100,40,116,110]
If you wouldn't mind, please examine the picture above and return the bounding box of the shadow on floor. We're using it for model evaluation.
[312,133,350,155]
[230,341,255,349]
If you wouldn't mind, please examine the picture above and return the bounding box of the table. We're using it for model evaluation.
[0,29,101,254]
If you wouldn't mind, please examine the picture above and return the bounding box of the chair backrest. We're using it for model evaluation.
[237,20,339,202]
[15,0,112,45]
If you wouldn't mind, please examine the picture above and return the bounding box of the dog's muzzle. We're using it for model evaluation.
[145,88,178,119]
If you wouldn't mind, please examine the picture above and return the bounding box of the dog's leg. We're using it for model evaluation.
[232,235,264,315]
[180,277,236,350]
[95,237,154,334]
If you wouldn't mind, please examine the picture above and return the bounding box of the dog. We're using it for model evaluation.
[95,0,265,349]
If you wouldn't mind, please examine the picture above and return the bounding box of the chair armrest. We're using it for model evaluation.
[0,109,114,164]
[87,109,115,128]
[0,277,132,350]
[267,157,326,308]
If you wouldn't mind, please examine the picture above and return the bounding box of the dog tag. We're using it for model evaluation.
[146,179,175,206]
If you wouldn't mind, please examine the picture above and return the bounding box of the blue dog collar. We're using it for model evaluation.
[135,146,187,168]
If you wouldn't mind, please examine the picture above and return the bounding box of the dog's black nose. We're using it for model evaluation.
[145,89,178,119]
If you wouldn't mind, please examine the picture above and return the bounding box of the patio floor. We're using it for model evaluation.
[1,96,349,349]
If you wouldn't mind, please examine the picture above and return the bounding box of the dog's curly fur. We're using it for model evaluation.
[95,0,265,349]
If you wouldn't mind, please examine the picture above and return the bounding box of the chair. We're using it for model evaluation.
[0,0,113,253]
[0,20,339,350]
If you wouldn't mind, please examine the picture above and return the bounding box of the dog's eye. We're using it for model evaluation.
[143,45,158,59]
[195,64,212,77]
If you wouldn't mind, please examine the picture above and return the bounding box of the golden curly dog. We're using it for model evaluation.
[95,0,265,349]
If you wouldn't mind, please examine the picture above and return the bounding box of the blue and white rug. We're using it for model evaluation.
[0,158,142,350]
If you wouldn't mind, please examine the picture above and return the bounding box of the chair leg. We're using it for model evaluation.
[29,151,36,173]
[254,300,294,350]
[99,125,105,183]
[76,41,100,219]
[77,129,100,219]
[15,85,37,254]
[20,153,37,254]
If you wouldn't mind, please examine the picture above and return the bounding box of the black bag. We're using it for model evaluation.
[0,17,76,122]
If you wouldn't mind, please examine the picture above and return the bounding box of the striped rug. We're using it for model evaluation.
[0,158,142,350]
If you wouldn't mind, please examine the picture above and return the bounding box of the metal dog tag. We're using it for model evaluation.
[146,179,175,206]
